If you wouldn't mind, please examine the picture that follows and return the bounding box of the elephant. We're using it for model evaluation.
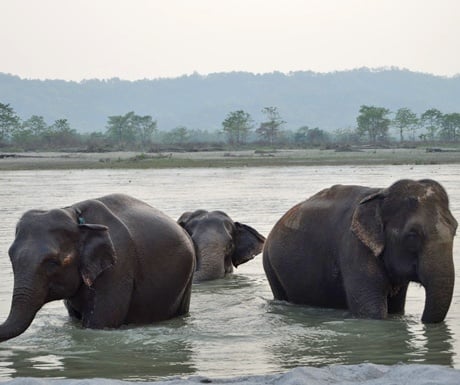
[263,179,457,323]
[0,193,195,342]
[178,210,266,281]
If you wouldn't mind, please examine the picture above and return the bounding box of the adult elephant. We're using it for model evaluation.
[263,179,457,323]
[0,194,195,342]
[178,210,265,281]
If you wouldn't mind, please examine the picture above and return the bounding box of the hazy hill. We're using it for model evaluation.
[1,68,459,133]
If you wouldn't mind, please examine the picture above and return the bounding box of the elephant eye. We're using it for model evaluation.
[44,258,61,273]
[404,231,422,252]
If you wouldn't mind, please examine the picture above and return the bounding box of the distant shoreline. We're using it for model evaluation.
[0,148,459,170]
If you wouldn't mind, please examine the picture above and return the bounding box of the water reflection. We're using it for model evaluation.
[409,323,455,365]
[186,275,276,378]
[266,301,455,369]
[0,312,196,380]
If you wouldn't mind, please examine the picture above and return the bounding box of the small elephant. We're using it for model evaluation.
[263,179,457,323]
[178,210,265,282]
[0,194,195,342]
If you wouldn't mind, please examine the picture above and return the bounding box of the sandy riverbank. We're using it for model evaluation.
[0,148,459,170]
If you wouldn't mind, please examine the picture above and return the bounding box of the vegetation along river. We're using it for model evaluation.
[0,165,459,381]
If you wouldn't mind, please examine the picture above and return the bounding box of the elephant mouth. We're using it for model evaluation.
[413,263,421,283]
[387,259,419,285]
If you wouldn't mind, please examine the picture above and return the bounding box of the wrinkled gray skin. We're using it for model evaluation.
[0,194,195,342]
[178,210,265,282]
[263,179,457,323]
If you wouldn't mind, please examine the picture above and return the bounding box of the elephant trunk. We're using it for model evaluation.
[419,250,455,324]
[193,238,228,282]
[0,285,43,342]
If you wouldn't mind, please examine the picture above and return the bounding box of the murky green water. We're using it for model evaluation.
[0,165,459,380]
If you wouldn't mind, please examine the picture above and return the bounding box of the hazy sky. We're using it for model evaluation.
[1,0,459,81]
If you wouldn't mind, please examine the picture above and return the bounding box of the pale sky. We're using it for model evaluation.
[1,0,459,81]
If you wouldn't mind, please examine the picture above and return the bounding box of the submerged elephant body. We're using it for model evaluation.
[178,210,265,282]
[263,179,457,323]
[1,194,195,342]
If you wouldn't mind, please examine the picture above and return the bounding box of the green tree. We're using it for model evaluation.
[106,112,157,149]
[222,110,254,146]
[295,126,329,147]
[50,118,72,133]
[11,127,34,149]
[420,108,443,141]
[294,126,309,144]
[84,132,109,152]
[0,102,20,143]
[11,115,79,150]
[393,107,418,142]
[106,112,136,148]
[106,114,125,147]
[23,115,48,137]
[11,125,36,149]
[132,114,157,149]
[48,119,78,147]
[165,126,190,145]
[256,107,285,145]
[12,115,50,149]
[439,113,460,142]
[356,105,391,144]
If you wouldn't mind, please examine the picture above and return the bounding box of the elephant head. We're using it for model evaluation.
[0,208,116,342]
[351,179,457,323]
[178,210,265,281]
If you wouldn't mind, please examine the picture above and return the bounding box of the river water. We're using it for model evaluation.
[0,165,459,382]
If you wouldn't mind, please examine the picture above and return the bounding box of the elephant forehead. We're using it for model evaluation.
[416,185,437,202]
[16,219,51,240]
[20,209,75,228]
[18,221,73,239]
[15,216,78,249]
[191,216,234,234]
[192,226,232,245]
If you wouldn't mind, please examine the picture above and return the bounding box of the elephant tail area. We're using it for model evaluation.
[263,248,289,301]
[175,266,194,317]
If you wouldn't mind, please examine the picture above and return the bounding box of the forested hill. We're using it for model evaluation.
[1,69,459,133]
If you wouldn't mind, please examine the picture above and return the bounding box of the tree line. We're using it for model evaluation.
[1,101,459,152]
[355,106,460,144]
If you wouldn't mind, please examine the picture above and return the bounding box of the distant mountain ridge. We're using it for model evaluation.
[1,68,459,133]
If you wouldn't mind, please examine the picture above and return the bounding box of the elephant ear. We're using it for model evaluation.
[79,224,117,287]
[232,222,266,267]
[351,190,386,257]
[177,211,194,227]
[178,210,208,228]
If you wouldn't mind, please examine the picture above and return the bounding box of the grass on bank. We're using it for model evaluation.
[0,147,459,170]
